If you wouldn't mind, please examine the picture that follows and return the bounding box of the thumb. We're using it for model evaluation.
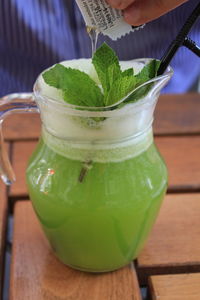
[123,0,188,25]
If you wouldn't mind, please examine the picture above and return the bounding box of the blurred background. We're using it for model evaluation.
[0,0,199,97]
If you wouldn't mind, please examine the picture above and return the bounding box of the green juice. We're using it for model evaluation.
[26,134,167,272]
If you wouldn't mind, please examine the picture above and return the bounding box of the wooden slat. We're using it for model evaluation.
[0,182,8,295]
[137,193,200,284]
[10,141,37,197]
[0,142,9,293]
[154,93,200,135]
[3,94,200,141]
[10,201,142,300]
[156,136,200,192]
[10,136,200,197]
[149,273,200,300]
[4,114,40,141]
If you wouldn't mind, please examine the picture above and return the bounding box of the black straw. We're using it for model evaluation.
[157,1,200,76]
[183,37,200,57]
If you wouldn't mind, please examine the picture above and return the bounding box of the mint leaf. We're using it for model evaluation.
[135,60,160,86]
[92,43,137,106]
[123,82,153,104]
[92,43,121,99]
[121,68,134,77]
[120,60,161,105]
[105,76,136,106]
[43,64,104,107]
[42,63,67,89]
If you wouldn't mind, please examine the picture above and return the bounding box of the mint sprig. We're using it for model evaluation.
[122,59,161,104]
[92,44,137,106]
[43,64,104,107]
[42,43,160,108]
[92,44,121,99]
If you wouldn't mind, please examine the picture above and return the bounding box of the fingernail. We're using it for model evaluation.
[124,7,141,25]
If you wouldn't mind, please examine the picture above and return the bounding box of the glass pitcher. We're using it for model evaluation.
[0,59,173,272]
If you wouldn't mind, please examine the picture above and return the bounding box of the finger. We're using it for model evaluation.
[107,0,136,10]
[123,0,188,25]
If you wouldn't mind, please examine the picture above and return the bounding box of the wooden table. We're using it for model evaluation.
[1,93,200,299]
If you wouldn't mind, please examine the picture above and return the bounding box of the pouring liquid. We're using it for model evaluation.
[87,26,99,56]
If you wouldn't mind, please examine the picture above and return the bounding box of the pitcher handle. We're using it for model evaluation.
[0,93,38,185]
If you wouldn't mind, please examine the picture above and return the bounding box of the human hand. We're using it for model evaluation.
[107,0,188,25]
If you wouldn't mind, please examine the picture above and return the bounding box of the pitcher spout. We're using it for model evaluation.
[146,72,173,99]
[108,63,174,110]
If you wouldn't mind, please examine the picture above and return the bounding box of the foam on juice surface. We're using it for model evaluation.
[37,59,155,162]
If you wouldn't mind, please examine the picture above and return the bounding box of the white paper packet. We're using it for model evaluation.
[75,0,144,40]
